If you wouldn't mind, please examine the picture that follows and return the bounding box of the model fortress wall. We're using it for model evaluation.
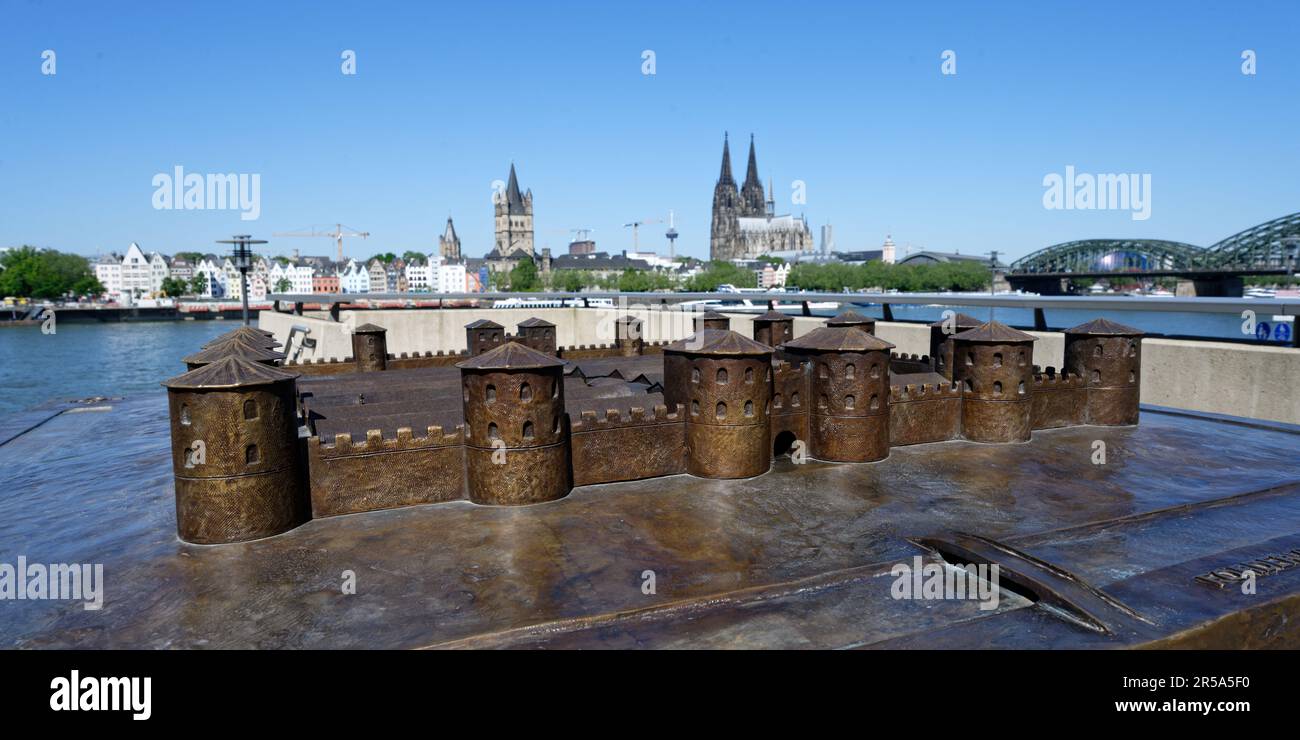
[163,313,1145,544]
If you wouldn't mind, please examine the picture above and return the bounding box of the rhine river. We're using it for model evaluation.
[0,305,1290,417]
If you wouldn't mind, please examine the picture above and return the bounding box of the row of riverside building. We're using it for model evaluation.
[93,241,477,303]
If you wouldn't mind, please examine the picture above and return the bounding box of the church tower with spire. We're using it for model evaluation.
[494,163,534,257]
[439,216,462,261]
[710,133,743,260]
[710,133,814,261]
[740,134,766,216]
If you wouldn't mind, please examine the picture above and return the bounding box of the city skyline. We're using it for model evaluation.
[3,1,1298,262]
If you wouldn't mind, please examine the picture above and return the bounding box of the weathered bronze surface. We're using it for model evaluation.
[1064,318,1144,426]
[782,326,895,462]
[161,314,1173,541]
[351,323,389,372]
[162,357,308,544]
[952,321,1036,443]
[515,317,558,355]
[182,336,287,370]
[614,315,643,357]
[825,309,876,335]
[928,312,984,380]
[752,309,794,347]
[465,319,505,357]
[665,330,773,478]
[457,342,570,504]
[8,394,1299,649]
[695,310,731,331]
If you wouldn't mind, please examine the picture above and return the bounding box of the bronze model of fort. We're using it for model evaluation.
[163,312,1144,545]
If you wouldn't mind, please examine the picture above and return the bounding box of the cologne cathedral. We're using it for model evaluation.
[709,134,815,261]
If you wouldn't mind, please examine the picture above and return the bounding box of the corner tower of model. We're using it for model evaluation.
[457,341,569,505]
[1064,318,1144,425]
[163,356,307,544]
[664,329,773,478]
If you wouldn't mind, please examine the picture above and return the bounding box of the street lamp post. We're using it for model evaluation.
[217,235,268,326]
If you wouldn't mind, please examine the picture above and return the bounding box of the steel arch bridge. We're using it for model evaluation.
[1010,239,1209,274]
[1011,212,1300,274]
[1206,212,1300,270]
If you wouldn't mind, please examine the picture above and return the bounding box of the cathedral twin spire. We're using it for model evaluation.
[716,132,766,217]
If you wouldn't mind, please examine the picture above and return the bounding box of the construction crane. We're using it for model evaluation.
[622,218,663,251]
[273,223,370,263]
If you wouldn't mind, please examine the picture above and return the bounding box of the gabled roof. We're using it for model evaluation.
[456,340,564,370]
[781,326,895,353]
[951,320,1037,343]
[664,329,773,356]
[465,319,503,330]
[825,310,874,326]
[517,317,555,328]
[1065,318,1144,336]
[164,356,298,389]
[928,312,985,329]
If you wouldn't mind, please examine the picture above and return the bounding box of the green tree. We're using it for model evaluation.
[274,277,293,293]
[173,251,205,263]
[402,250,426,263]
[509,259,542,291]
[189,274,208,295]
[369,252,397,264]
[684,261,758,291]
[553,270,588,292]
[0,247,102,298]
[160,277,189,296]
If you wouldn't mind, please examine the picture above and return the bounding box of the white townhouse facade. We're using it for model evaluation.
[338,259,371,293]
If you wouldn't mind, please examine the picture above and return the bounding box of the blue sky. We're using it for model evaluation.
[2,0,1297,262]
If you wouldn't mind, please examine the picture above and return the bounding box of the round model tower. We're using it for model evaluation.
[782,326,895,462]
[465,319,505,357]
[163,356,307,544]
[695,310,731,331]
[951,320,1037,443]
[825,309,876,336]
[615,315,644,357]
[928,312,984,380]
[457,342,570,505]
[752,309,794,347]
[1064,318,1144,426]
[351,323,388,372]
[664,329,774,479]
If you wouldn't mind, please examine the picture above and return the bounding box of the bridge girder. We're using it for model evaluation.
[1011,212,1300,275]
[1010,239,1208,274]
[1206,212,1300,271]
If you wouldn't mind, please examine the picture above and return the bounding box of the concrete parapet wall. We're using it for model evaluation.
[261,308,1300,424]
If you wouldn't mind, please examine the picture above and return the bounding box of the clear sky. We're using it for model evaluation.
[2,1,1297,263]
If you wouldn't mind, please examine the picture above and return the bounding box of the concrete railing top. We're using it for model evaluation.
[268,291,1300,316]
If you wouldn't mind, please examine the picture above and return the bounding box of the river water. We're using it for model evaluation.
[0,321,235,416]
[0,306,1290,417]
